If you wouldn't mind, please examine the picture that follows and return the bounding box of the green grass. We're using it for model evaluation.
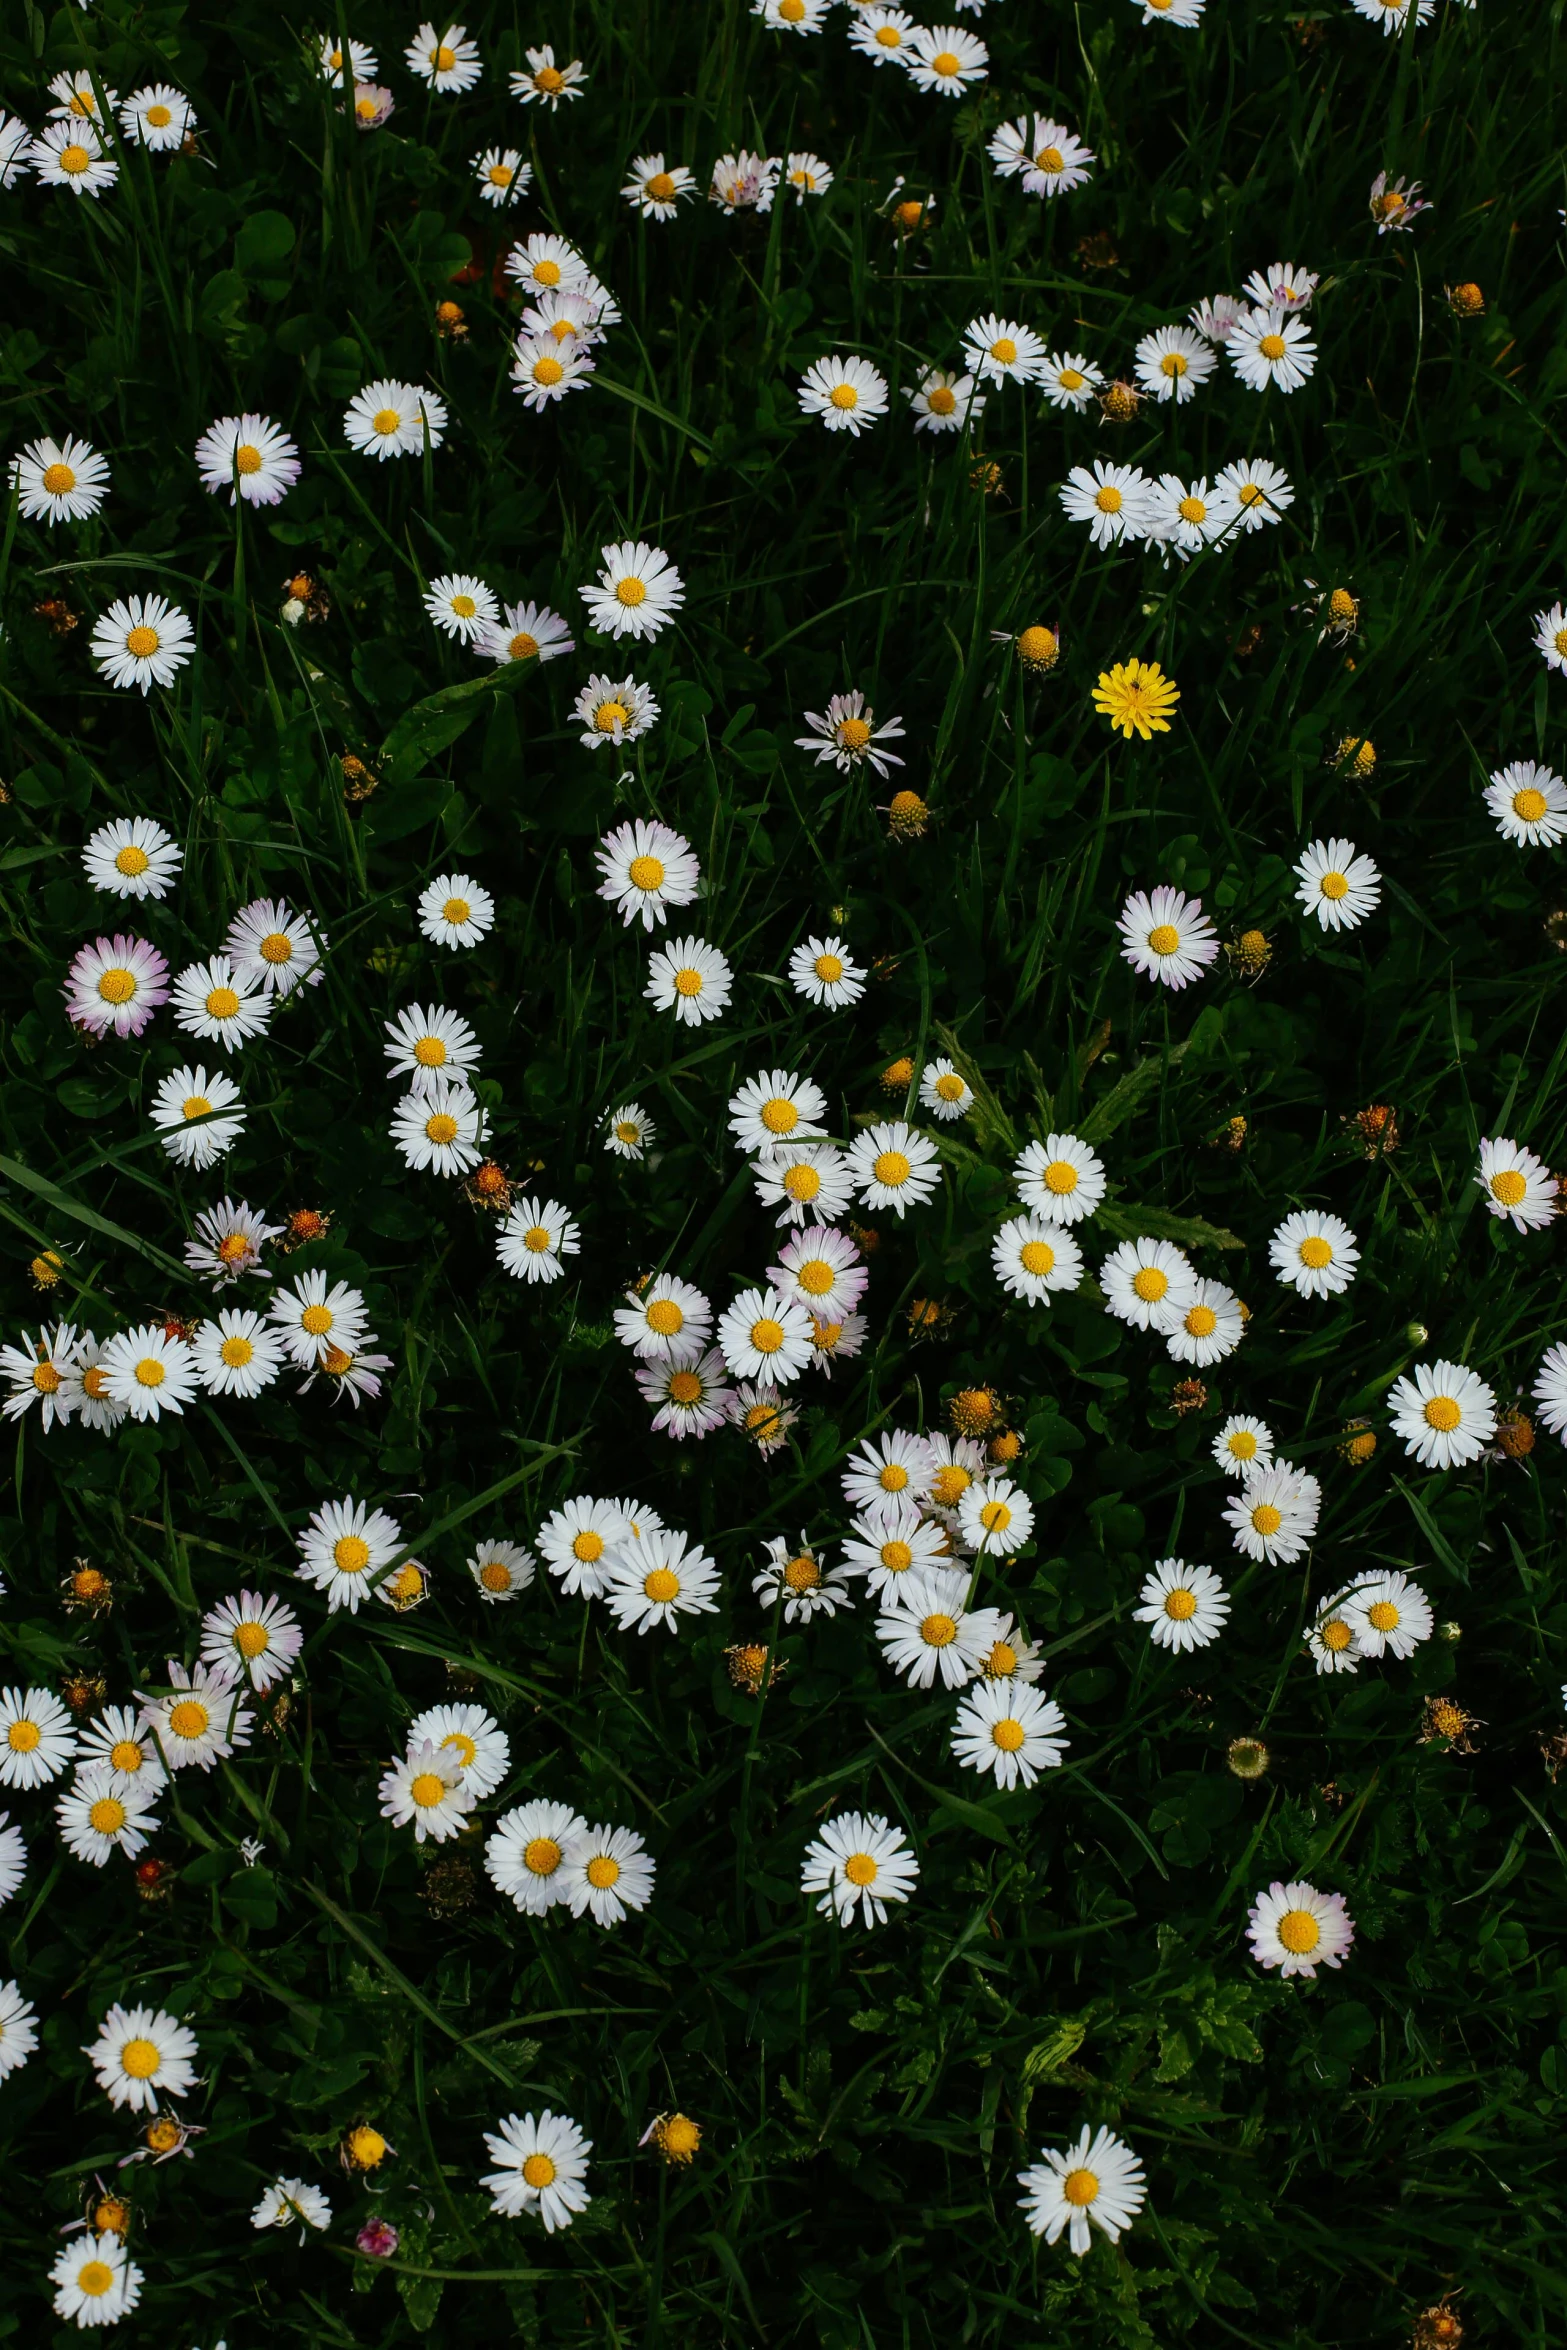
[3,0,1567,2343]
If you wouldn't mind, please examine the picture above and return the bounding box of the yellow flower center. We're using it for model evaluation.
[96,965,137,1005]
[932,48,961,73]
[235,1621,270,1657]
[441,1731,477,1769]
[442,897,471,926]
[979,1501,1012,1534]
[205,986,241,1020]
[828,383,859,411]
[77,2261,115,2297]
[1227,1430,1257,1460]
[535,61,566,89]
[988,1640,1018,1675]
[646,1297,685,1336]
[1185,1305,1217,1337]
[880,1539,913,1575]
[992,1717,1026,1752]
[233,443,263,477]
[32,1362,62,1393]
[533,259,563,288]
[1160,351,1188,378]
[761,1096,799,1134]
[1423,1396,1461,1432]
[1063,2167,1099,2206]
[750,1317,785,1353]
[1491,1169,1527,1205]
[668,1369,703,1405]
[876,22,902,41]
[521,2149,558,2187]
[1095,484,1123,514]
[1299,1236,1333,1268]
[1367,1600,1400,1632]
[1164,1587,1197,1621]
[874,1149,911,1187]
[1322,1617,1353,1651]
[425,1113,460,1145]
[61,143,92,174]
[1131,1267,1168,1302]
[506,629,540,664]
[524,1835,562,1875]
[409,1772,447,1808]
[1258,333,1288,361]
[587,1854,621,1888]
[990,337,1018,365]
[181,1096,212,1123]
[134,1355,167,1387]
[1277,1908,1320,1954]
[1036,145,1065,171]
[838,717,872,753]
[334,1535,371,1573]
[844,1852,878,1885]
[372,408,402,437]
[434,43,457,70]
[1513,788,1548,822]
[260,931,294,963]
[927,385,957,415]
[921,1611,958,1646]
[413,1036,447,1067]
[90,1795,127,1834]
[935,1073,966,1101]
[1250,1503,1283,1536]
[111,845,151,880]
[479,1559,514,1590]
[42,461,77,494]
[628,854,666,891]
[301,1304,333,1335]
[84,1367,110,1398]
[219,1335,254,1368]
[595,697,630,731]
[125,626,160,659]
[1319,870,1349,901]
[1178,495,1207,523]
[644,1567,681,1603]
[615,576,647,606]
[450,594,477,620]
[647,171,676,200]
[783,1163,820,1201]
[168,1699,209,1740]
[1058,368,1085,392]
[523,1225,552,1252]
[784,1553,820,1589]
[6,1720,40,1753]
[489,164,513,187]
[147,103,172,127]
[1147,924,1181,956]
[110,1739,143,1772]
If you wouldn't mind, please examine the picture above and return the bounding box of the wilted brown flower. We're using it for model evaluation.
[464,1159,513,1213]
[62,1561,113,1617]
[1447,282,1484,317]
[1412,2300,1464,2350]
[1170,1378,1208,1418]
[1232,621,1264,659]
[725,1643,784,1695]
[420,1851,479,1918]
[435,297,469,340]
[1419,1696,1482,1753]
[949,1385,1004,1440]
[1226,929,1272,979]
[1208,1114,1248,1152]
[907,1296,953,1339]
[61,1669,109,1716]
[1339,1418,1377,1466]
[1495,1409,1534,1460]
[849,1221,880,1256]
[1099,378,1140,422]
[134,1858,174,1903]
[968,455,1005,497]
[280,1207,332,1251]
[87,2188,132,2239]
[32,593,80,637]
[1541,1731,1567,1783]
[1349,1103,1400,1158]
[1545,909,1567,954]
[1226,1736,1270,1781]
[885,788,930,840]
[341,752,380,805]
[1076,229,1119,270]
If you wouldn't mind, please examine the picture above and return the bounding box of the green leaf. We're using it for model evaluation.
[234,210,297,272]
[1095,1202,1245,1252]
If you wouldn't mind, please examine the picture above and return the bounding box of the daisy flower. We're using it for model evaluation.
[1130,0,1204,21]
[390,1080,487,1177]
[483,2109,592,2229]
[538,1496,635,1598]
[1133,1559,1230,1652]
[1060,460,1149,548]
[768,1226,867,1322]
[789,934,867,1006]
[962,314,1047,388]
[226,896,324,995]
[1532,602,1567,674]
[57,1335,124,1433]
[842,1429,935,1511]
[1040,353,1104,410]
[191,1309,287,1399]
[716,1286,816,1384]
[0,1325,82,1431]
[1484,760,1567,847]
[958,1477,1036,1557]
[199,1590,302,1692]
[709,151,779,213]
[1387,1359,1497,1469]
[467,1538,536,1604]
[877,1565,1000,1690]
[951,1679,1068,1788]
[574,672,659,748]
[1532,1341,1567,1440]
[988,116,1095,197]
[622,154,695,219]
[754,1535,855,1622]
[906,24,988,93]
[1117,885,1217,985]
[1212,456,1295,535]
[497,1196,580,1284]
[252,2179,332,2238]
[149,1065,244,1169]
[757,0,831,24]
[11,433,109,523]
[96,1322,199,1421]
[1241,260,1318,309]
[1246,1881,1354,1976]
[343,379,447,460]
[77,1705,165,1790]
[194,414,300,507]
[604,1527,721,1635]
[729,1068,830,1152]
[561,1821,656,1925]
[424,574,498,644]
[406,21,481,90]
[581,540,684,643]
[318,34,378,78]
[906,368,984,433]
[1295,838,1381,930]
[384,1002,480,1094]
[479,598,575,667]
[511,334,596,408]
[486,1798,586,1911]
[171,954,272,1052]
[0,1980,37,2080]
[0,115,29,192]
[801,1811,919,1928]
[1343,1570,1433,1660]
[296,1495,403,1613]
[57,1765,160,1866]
[1190,293,1243,343]
[505,232,592,295]
[806,1309,868,1378]
[139,1661,252,1771]
[638,1345,733,1439]
[378,1740,473,1844]
[1350,0,1433,30]
[1101,1240,1196,1336]
[1166,1278,1244,1364]
[1223,1461,1320,1563]
[925,1433,988,1518]
[1014,1134,1105,1225]
[845,1120,940,1217]
[1019,2127,1147,2253]
[613,1274,714,1361]
[51,2236,143,2327]
[1094,660,1180,742]
[0,1818,25,1906]
[0,1686,77,1788]
[595,822,699,937]
[1144,473,1224,558]
[795,689,905,775]
[1308,1598,1362,1676]
[604,1101,656,1159]
[64,930,170,1043]
[474,145,530,207]
[1228,304,1317,394]
[1476,1136,1556,1231]
[82,815,182,901]
[849,7,917,63]
[408,1702,509,1801]
[786,152,833,200]
[754,1140,855,1226]
[646,935,732,1025]
[1133,324,1216,403]
[1213,1415,1273,1477]
[842,1501,946,1599]
[920,1058,973,1121]
[91,593,193,693]
[509,44,585,105]
[798,355,889,436]
[1270,1209,1360,1298]
[418,872,494,950]
[184,1200,280,1292]
[268,1271,369,1370]
[29,122,118,198]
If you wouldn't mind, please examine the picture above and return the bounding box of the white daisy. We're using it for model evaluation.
[1223,1460,1320,1563]
[805,1309,868,1378]
[380,1739,474,1843]
[510,44,586,103]
[82,815,182,901]
[497,1196,580,1284]
[801,1810,919,1928]
[505,232,592,295]
[756,0,831,26]
[605,1527,722,1636]
[318,34,378,78]
[513,331,597,409]
[1013,1133,1105,1226]
[621,154,695,219]
[0,1324,82,1432]
[906,23,988,93]
[845,1120,940,1217]
[57,1333,125,1434]
[1190,293,1243,342]
[637,1345,734,1440]
[1246,1880,1355,1976]
[573,671,659,748]
[1118,887,1219,988]
[957,1477,1035,1557]
[876,1565,999,1690]
[11,432,109,523]
[1211,455,1295,536]
[1269,1210,1360,1299]
[90,593,193,693]
[924,1434,988,1520]
[417,872,494,950]
[841,1500,946,1600]
[1532,602,1567,675]
[383,1001,480,1094]
[482,2108,592,2230]
[296,1494,403,1613]
[51,2235,143,2328]
[538,1496,635,1599]
[1143,472,1225,558]
[1343,1570,1433,1661]
[226,896,324,996]
[798,355,890,436]
[1019,2126,1147,2253]
[613,1274,714,1361]
[1535,1341,1567,1440]
[77,1706,164,1793]
[149,1064,243,1169]
[961,313,1047,389]
[140,1661,252,1772]
[715,1286,815,1384]
[486,1799,586,1913]
[850,6,918,61]
[1133,1559,1230,1652]
[96,1322,199,1421]
[0,115,29,192]
[1133,323,1216,403]
[988,115,1095,197]
[1295,838,1381,930]
[194,413,300,507]
[424,572,498,644]
[906,368,985,434]
[191,1309,287,1399]
[1212,1415,1274,1478]
[989,1215,1082,1307]
[29,121,118,198]
[1165,1279,1244,1365]
[406,21,481,90]
[604,1101,656,1159]
[268,1270,369,1369]
[1240,260,1318,309]
[581,540,684,644]
[252,2178,332,2238]
[474,144,531,207]
[842,1429,935,1511]
[753,1141,854,1226]
[465,1538,535,1604]
[478,598,575,667]
[728,1069,829,1153]
[0,1979,38,2081]
[795,689,905,776]
[919,1058,973,1121]
[1130,0,1204,21]
[343,378,447,460]
[768,1226,867,1322]
[171,955,272,1053]
[951,1679,1068,1788]
[1308,1597,1362,1676]
[1350,0,1433,31]
[63,931,169,1038]
[595,819,700,931]
[754,1535,856,1622]
[1228,304,1317,393]
[390,1079,488,1177]
[199,1590,302,1693]
[1473,1136,1556,1232]
[1040,352,1104,410]
[560,1821,656,1926]
[86,2002,199,2112]
[0,1685,76,1789]
[1484,760,1567,847]
[646,934,732,1025]
[1387,1359,1497,1470]
[789,933,867,1007]
[1060,460,1150,548]
[0,1816,23,1906]
[57,1764,161,1866]
[1100,1237,1197,1331]
[408,1702,509,1801]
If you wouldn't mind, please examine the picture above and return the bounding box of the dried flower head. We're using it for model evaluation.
[1226,929,1272,979]
[134,1858,174,1903]
[60,1669,109,1716]
[1333,734,1376,778]
[1208,1114,1248,1152]
[1170,1378,1208,1418]
[419,1851,479,1919]
[1226,1736,1270,1781]
[357,2216,400,2258]
[879,1056,914,1095]
[907,1296,953,1339]
[724,1642,784,1695]
[1411,2302,1464,2350]
[464,1159,514,1213]
[1349,1103,1400,1158]
[280,1208,333,1251]
[1419,1697,1482,1754]
[341,753,380,805]
[435,298,468,340]
[885,788,931,840]
[987,1428,1023,1466]
[1339,1418,1377,1466]
[1446,282,1484,317]
[1098,378,1141,423]
[29,1250,67,1291]
[87,2188,132,2239]
[33,594,80,637]
[1494,1410,1534,1460]
[62,1560,114,1616]
[949,1385,1005,1440]
[969,455,1005,497]
[644,2111,703,2165]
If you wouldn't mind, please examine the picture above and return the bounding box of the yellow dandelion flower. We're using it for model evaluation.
[1092,658,1180,742]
